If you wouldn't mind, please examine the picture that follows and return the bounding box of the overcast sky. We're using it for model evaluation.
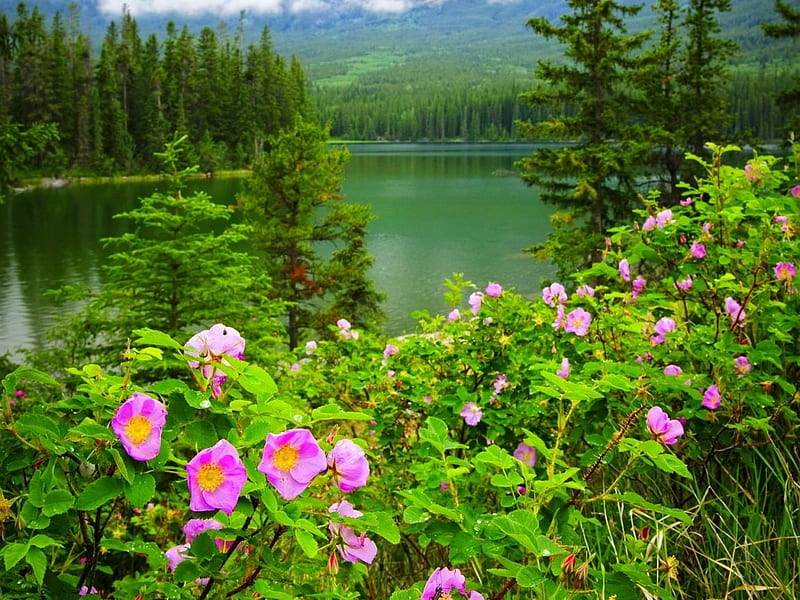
[95,0,520,17]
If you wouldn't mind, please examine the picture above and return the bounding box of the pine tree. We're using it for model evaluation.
[239,118,384,349]
[516,0,650,273]
[678,0,737,158]
[40,135,283,369]
[763,0,800,135]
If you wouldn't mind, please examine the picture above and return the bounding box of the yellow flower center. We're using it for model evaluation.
[273,445,299,471]
[197,462,225,492]
[523,452,533,463]
[124,416,153,446]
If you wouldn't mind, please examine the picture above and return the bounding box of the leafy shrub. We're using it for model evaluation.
[1,144,797,599]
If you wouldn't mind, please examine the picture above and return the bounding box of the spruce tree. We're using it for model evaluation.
[516,0,650,273]
[763,0,800,135]
[238,118,384,349]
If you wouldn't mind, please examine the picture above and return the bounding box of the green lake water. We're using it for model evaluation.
[0,143,554,357]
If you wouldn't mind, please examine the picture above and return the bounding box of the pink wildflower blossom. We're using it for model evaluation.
[664,364,683,377]
[702,385,721,410]
[447,308,461,322]
[724,297,746,328]
[328,500,378,565]
[690,242,706,259]
[564,308,591,336]
[327,439,370,492]
[468,291,484,315]
[576,284,595,297]
[674,277,693,292]
[185,324,245,397]
[646,406,684,445]
[775,261,796,282]
[513,442,537,467]
[258,429,327,500]
[493,374,509,394]
[734,356,751,378]
[619,258,631,282]
[421,567,484,600]
[552,303,565,330]
[485,282,502,297]
[460,402,482,426]
[111,393,167,462]
[542,282,567,306]
[186,439,247,515]
[556,357,570,379]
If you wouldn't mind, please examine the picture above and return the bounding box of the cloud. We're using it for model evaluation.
[96,0,451,17]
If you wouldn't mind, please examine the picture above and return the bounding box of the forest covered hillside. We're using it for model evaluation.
[4,0,795,86]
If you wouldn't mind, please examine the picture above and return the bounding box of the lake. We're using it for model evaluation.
[0,143,554,358]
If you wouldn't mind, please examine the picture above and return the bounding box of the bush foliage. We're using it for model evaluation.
[1,144,798,599]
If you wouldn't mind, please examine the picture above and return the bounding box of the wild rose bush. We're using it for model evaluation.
[0,325,395,599]
[1,145,798,599]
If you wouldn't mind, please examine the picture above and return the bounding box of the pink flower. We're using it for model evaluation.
[468,291,484,315]
[702,385,721,410]
[383,344,399,360]
[258,429,327,500]
[556,357,570,379]
[493,374,509,394]
[513,442,537,467]
[185,324,245,397]
[734,355,751,377]
[78,586,99,596]
[744,160,766,182]
[542,282,567,306]
[642,215,656,231]
[655,208,674,228]
[337,318,359,340]
[305,340,317,355]
[618,259,631,282]
[654,317,676,337]
[632,275,647,297]
[774,215,789,233]
[447,308,461,322]
[576,284,595,297]
[165,544,190,571]
[674,277,693,292]
[791,185,800,198]
[680,197,693,206]
[646,406,684,445]
[111,393,167,462]
[774,261,796,282]
[421,567,484,600]
[485,282,502,297]
[663,364,682,377]
[328,500,377,565]
[564,308,591,336]
[183,518,229,552]
[327,439,370,492]
[460,402,482,426]
[724,297,746,328]
[186,439,247,515]
[690,242,706,259]
[552,303,565,330]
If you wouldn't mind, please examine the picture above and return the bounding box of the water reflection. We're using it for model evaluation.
[0,145,553,357]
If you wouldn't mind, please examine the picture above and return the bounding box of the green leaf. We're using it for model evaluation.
[490,472,524,488]
[26,547,47,585]
[28,534,60,549]
[2,367,58,394]
[474,445,517,470]
[124,472,156,506]
[396,489,462,523]
[516,565,548,588]
[649,452,692,478]
[69,418,116,441]
[310,403,374,422]
[2,543,29,570]
[173,558,202,583]
[613,492,692,524]
[295,529,318,558]
[133,328,183,350]
[75,477,124,511]
[191,532,218,559]
[238,364,278,398]
[108,448,133,485]
[42,489,74,517]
